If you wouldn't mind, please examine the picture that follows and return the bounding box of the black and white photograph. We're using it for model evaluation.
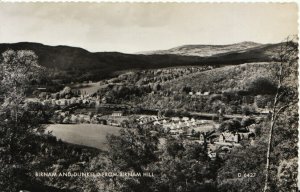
[0,2,298,192]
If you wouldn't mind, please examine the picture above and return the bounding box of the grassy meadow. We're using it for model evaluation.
[46,124,120,150]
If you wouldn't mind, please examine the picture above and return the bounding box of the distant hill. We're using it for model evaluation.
[139,41,264,57]
[0,42,282,82]
[0,42,204,81]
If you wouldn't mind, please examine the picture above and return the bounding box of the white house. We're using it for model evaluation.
[112,111,123,117]
[171,117,180,122]
[182,117,189,121]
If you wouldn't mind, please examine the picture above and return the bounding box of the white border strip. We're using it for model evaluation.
[0,0,299,3]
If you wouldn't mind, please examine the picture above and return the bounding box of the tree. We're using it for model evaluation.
[247,77,277,95]
[181,86,192,94]
[241,105,254,116]
[217,141,267,192]
[255,95,273,108]
[155,141,218,192]
[219,119,241,132]
[0,50,45,190]
[166,138,185,158]
[153,83,161,91]
[276,158,298,191]
[0,50,44,123]
[241,117,255,128]
[106,127,159,192]
[263,36,298,192]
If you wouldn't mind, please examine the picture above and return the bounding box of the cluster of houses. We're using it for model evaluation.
[52,110,126,127]
[188,91,210,96]
[197,127,256,159]
[149,115,257,160]
[160,117,211,135]
[137,115,160,124]
[138,116,215,135]
[31,87,131,127]
[40,96,101,107]
[111,111,124,117]
[52,110,105,124]
[138,114,257,160]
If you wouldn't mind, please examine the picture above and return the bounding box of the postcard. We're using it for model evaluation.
[0,2,298,192]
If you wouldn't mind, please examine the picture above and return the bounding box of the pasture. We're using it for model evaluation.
[70,81,106,95]
[46,124,121,150]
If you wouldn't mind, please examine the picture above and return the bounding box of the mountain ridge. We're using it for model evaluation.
[138,41,265,57]
[0,41,281,82]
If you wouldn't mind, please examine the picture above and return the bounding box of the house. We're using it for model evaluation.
[184,122,191,127]
[82,99,90,105]
[171,117,180,122]
[51,99,56,105]
[42,100,51,105]
[257,108,270,115]
[220,132,240,143]
[70,98,77,104]
[218,134,225,142]
[107,119,118,126]
[247,124,256,133]
[168,124,176,130]
[208,152,217,159]
[199,133,206,142]
[56,99,67,106]
[182,117,189,121]
[170,129,184,135]
[206,132,219,143]
[150,131,159,137]
[95,100,101,106]
[101,97,107,104]
[112,111,123,117]
[70,114,77,123]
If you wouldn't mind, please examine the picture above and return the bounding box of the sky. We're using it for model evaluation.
[0,3,298,53]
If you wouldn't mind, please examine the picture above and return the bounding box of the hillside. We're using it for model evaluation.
[139,41,264,57]
[0,42,281,82]
[163,62,277,93]
[126,62,278,112]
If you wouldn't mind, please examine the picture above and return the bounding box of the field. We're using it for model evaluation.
[46,124,121,150]
[70,81,106,95]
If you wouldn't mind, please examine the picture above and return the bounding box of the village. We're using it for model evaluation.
[28,83,260,161]
[25,62,272,162]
